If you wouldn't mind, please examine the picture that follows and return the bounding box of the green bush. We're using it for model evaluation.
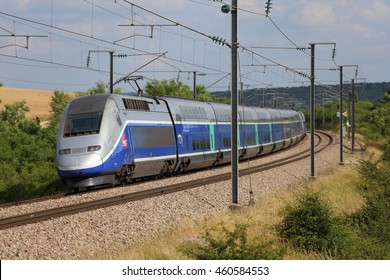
[0,125,65,202]
[275,191,346,256]
[0,100,66,202]
[334,225,390,259]
[351,155,390,250]
[49,90,71,126]
[353,195,390,244]
[382,141,390,161]
[357,127,382,140]
[181,222,285,260]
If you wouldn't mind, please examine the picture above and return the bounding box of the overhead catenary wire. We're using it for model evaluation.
[120,0,219,43]
[0,11,160,57]
[0,4,259,82]
[0,1,345,93]
[1,3,232,87]
[208,0,267,17]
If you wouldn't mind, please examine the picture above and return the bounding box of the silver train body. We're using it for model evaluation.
[56,94,306,190]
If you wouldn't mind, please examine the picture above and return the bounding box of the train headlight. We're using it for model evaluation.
[59,148,71,155]
[87,145,101,152]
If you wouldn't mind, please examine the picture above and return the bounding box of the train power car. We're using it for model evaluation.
[56,94,306,191]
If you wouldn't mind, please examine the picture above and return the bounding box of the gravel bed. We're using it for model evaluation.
[0,134,363,259]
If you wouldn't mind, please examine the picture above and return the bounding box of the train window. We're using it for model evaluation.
[179,105,207,120]
[239,110,254,121]
[223,137,231,148]
[131,126,174,148]
[64,112,102,137]
[273,124,284,141]
[122,99,150,111]
[260,134,270,143]
[192,139,210,151]
[291,123,297,137]
[285,124,292,138]
[116,114,122,127]
[215,109,231,122]
[246,136,256,145]
[259,125,270,144]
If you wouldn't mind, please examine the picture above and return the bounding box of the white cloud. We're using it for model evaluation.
[7,0,30,8]
[0,0,46,10]
[353,23,385,39]
[300,2,337,26]
[360,0,390,21]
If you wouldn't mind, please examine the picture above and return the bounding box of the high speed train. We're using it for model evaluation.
[56,94,306,191]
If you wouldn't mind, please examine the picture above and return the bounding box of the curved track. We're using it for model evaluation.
[0,131,333,230]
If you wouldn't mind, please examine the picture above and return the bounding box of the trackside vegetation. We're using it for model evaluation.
[302,91,390,143]
[0,82,103,202]
[102,149,389,260]
[178,145,389,260]
[180,222,285,260]
[0,95,68,202]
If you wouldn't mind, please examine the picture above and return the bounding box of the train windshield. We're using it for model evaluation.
[64,111,102,137]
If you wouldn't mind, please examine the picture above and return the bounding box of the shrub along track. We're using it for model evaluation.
[0,131,333,230]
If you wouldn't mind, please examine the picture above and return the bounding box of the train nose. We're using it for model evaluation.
[76,153,103,170]
[57,153,103,177]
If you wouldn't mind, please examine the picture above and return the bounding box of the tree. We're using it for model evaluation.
[0,100,30,127]
[369,93,390,136]
[145,79,192,98]
[85,80,107,95]
[49,91,72,126]
[78,80,122,95]
[145,79,229,103]
[0,99,64,202]
[195,85,213,101]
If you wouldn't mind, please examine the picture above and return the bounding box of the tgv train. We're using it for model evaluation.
[56,94,306,191]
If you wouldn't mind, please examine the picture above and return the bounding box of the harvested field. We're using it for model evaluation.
[0,87,74,120]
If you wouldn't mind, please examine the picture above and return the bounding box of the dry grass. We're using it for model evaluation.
[306,166,363,216]
[0,87,54,120]
[0,87,75,121]
[93,162,365,260]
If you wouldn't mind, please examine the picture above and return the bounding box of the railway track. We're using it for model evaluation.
[0,131,333,230]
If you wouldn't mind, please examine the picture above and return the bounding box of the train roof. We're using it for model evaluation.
[67,94,301,118]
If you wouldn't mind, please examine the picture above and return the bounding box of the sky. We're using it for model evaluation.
[0,0,389,94]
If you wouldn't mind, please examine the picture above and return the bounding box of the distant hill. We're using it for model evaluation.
[211,81,390,110]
